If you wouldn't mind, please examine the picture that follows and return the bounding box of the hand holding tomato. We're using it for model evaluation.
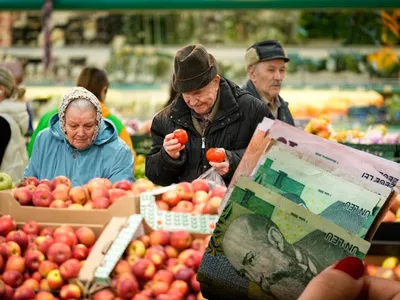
[163,131,186,159]
[173,129,189,145]
[207,148,229,176]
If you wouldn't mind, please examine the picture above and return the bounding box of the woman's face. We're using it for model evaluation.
[65,105,97,150]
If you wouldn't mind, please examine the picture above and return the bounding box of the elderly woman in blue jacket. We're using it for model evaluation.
[25,87,134,187]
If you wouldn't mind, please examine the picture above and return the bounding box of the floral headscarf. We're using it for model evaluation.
[58,87,102,144]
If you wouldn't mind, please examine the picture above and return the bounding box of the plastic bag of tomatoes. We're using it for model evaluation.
[197,148,226,187]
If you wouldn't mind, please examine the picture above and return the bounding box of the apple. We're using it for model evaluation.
[13,285,36,300]
[68,186,87,204]
[169,280,189,298]
[54,225,74,235]
[54,232,78,247]
[2,270,23,288]
[116,275,139,299]
[382,257,399,269]
[156,200,170,211]
[192,191,209,205]
[127,240,146,258]
[202,196,222,215]
[161,190,181,208]
[6,230,29,252]
[60,283,82,299]
[164,245,178,259]
[132,259,156,281]
[191,179,210,193]
[150,230,170,246]
[39,260,58,278]
[153,269,174,285]
[72,244,89,261]
[178,249,203,270]
[35,235,54,254]
[84,201,94,209]
[46,269,63,290]
[113,180,132,191]
[39,227,54,237]
[23,177,40,187]
[36,183,52,192]
[87,178,106,193]
[133,293,151,300]
[0,172,12,190]
[365,264,377,276]
[113,260,131,277]
[6,241,21,257]
[170,231,192,251]
[39,179,53,190]
[13,187,33,206]
[32,271,42,282]
[52,176,71,188]
[101,178,113,189]
[131,179,155,195]
[151,281,170,297]
[210,185,227,198]
[40,278,51,291]
[48,200,67,208]
[75,226,96,247]
[93,196,111,209]
[172,201,194,213]
[145,251,165,269]
[22,278,40,290]
[191,274,201,293]
[175,267,195,283]
[32,189,54,207]
[36,291,55,300]
[2,283,13,300]
[176,182,193,200]
[0,255,4,272]
[21,221,40,236]
[0,215,17,237]
[139,235,151,248]
[109,188,127,203]
[25,250,45,271]
[191,238,206,252]
[92,289,115,300]
[47,242,72,264]
[52,184,70,202]
[60,258,81,281]
[5,255,25,273]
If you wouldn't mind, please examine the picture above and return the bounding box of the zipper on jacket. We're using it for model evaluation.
[72,151,77,159]
[201,137,207,169]
[201,137,205,149]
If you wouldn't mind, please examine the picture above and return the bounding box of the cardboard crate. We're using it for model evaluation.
[0,190,139,226]
[140,185,219,234]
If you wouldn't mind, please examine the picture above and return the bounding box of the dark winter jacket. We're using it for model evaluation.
[145,77,274,186]
[243,80,295,126]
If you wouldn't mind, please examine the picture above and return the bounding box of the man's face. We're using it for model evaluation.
[182,76,220,116]
[249,59,286,101]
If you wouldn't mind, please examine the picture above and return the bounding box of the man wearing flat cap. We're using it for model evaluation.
[243,40,295,126]
[145,44,273,186]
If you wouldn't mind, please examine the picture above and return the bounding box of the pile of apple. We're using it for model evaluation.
[382,194,400,223]
[365,256,400,281]
[92,230,208,300]
[13,176,155,210]
[155,179,226,215]
[0,215,97,299]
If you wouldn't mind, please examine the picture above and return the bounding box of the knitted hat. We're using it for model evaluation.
[0,67,16,98]
[172,44,218,93]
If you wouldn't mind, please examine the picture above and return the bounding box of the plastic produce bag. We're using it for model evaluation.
[197,167,226,187]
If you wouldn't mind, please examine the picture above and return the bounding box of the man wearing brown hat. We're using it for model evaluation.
[243,40,295,126]
[145,44,273,186]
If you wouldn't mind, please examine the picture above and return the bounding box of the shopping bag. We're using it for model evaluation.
[198,167,226,187]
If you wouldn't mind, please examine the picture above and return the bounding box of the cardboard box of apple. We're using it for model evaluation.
[365,256,400,281]
[92,229,208,300]
[0,215,98,299]
[12,176,155,210]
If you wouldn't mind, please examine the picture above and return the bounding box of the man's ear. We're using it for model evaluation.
[267,227,284,251]
[248,65,257,82]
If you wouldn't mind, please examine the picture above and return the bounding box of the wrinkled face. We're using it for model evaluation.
[182,76,220,115]
[65,105,97,150]
[249,59,286,101]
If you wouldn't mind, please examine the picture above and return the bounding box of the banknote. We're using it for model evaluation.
[198,177,370,300]
[251,142,385,237]
[262,118,400,194]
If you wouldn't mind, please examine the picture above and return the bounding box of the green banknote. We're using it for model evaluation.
[251,142,385,237]
[197,177,370,300]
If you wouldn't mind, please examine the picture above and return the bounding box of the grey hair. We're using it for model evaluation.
[66,98,96,113]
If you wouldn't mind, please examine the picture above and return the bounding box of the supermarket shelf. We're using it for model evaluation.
[369,223,400,256]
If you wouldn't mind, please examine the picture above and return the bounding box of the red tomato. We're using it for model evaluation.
[206,148,225,163]
[173,129,189,145]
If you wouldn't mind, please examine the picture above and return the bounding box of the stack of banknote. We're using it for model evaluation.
[197,118,399,300]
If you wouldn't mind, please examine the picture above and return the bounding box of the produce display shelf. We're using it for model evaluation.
[341,143,400,162]
[131,134,152,155]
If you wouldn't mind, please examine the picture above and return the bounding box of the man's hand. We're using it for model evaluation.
[163,133,185,159]
[209,148,229,176]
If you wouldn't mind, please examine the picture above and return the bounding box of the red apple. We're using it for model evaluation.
[39,260,58,278]
[0,255,4,273]
[46,269,63,290]
[25,250,45,272]
[192,191,209,205]
[151,281,170,297]
[22,278,40,290]
[36,291,55,300]
[52,184,70,202]
[210,185,227,198]
[191,238,206,252]
[5,255,25,273]
[116,275,139,299]
[153,269,174,285]
[6,230,29,252]
[164,245,178,259]
[132,259,156,281]
[69,186,88,205]
[36,183,52,192]
[133,293,151,300]
[49,200,67,208]
[21,221,40,236]
[32,271,42,282]
[2,283,13,300]
[127,240,146,258]
[113,260,131,277]
[109,188,127,204]
[202,196,222,215]
[6,241,21,257]
[47,243,72,264]
[60,258,81,281]
[113,180,132,191]
[175,267,195,284]
[191,179,210,193]
[60,283,82,299]
[170,231,192,251]
[84,201,94,209]
[54,225,74,235]
[150,230,170,246]
[2,270,23,288]
[22,177,40,187]
[156,200,170,211]
[35,235,54,254]
[13,187,33,206]
[75,226,96,247]
[176,182,193,200]
[169,280,189,298]
[139,235,151,248]
[54,232,78,247]
[52,176,71,188]
[40,278,51,291]
[178,249,203,270]
[172,201,194,213]
[161,190,181,208]
[93,196,111,209]
[92,288,115,300]
[32,189,54,207]
[191,274,201,293]
[39,227,54,237]
[72,244,89,261]
[145,251,166,269]
[131,179,155,195]
[0,215,16,237]
[39,179,53,190]
[13,285,36,300]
